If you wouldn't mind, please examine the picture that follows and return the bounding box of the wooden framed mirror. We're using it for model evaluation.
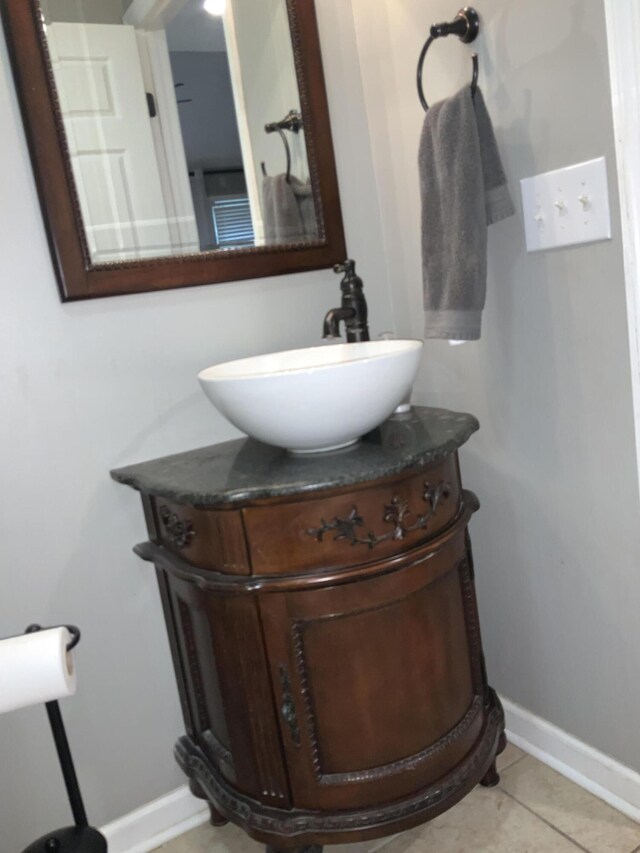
[0,0,346,300]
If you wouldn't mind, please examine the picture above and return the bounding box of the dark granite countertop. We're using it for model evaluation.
[110,406,478,508]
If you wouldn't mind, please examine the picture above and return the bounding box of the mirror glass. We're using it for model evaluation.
[39,0,320,264]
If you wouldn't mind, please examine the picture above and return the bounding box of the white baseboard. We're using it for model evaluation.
[101,785,208,853]
[502,696,640,824]
[100,700,640,852]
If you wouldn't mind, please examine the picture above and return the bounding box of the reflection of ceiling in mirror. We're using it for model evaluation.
[40,0,125,25]
[166,0,227,53]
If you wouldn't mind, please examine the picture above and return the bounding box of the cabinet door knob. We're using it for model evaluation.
[281,698,296,723]
[278,665,301,747]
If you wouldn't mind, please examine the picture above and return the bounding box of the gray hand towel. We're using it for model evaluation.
[419,86,514,340]
[262,174,319,244]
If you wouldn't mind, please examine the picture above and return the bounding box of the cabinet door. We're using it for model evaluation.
[260,527,487,810]
[157,571,290,807]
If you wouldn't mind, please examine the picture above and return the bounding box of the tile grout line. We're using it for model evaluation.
[369,834,399,853]
[499,789,591,852]
[498,752,529,774]
[373,755,574,853]
[367,764,532,853]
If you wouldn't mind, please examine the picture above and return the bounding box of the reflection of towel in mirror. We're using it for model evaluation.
[420,86,515,341]
[262,174,319,244]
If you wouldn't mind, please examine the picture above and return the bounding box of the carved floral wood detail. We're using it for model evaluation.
[159,505,195,550]
[307,482,452,549]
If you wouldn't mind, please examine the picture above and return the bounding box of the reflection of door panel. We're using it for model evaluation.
[47,23,196,262]
[222,5,263,243]
[260,531,486,812]
[136,28,200,253]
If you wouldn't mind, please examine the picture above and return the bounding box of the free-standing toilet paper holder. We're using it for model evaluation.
[20,624,107,853]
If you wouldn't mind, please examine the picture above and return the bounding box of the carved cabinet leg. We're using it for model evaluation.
[497,730,508,755]
[208,803,229,827]
[481,727,507,788]
[480,759,500,788]
[266,847,323,853]
[188,778,206,800]
[189,778,229,827]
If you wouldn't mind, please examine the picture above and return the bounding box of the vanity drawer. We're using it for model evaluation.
[242,455,461,575]
[150,498,250,575]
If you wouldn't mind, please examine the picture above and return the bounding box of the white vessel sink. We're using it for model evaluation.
[198,340,423,454]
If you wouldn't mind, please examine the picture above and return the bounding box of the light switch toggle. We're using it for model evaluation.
[554,200,568,215]
[578,194,592,211]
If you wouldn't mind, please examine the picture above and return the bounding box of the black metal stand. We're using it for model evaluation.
[22,826,107,853]
[18,626,108,853]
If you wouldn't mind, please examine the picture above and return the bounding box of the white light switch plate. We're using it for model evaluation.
[520,157,612,252]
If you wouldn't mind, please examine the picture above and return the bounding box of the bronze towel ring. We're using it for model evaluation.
[261,109,303,183]
[417,6,480,111]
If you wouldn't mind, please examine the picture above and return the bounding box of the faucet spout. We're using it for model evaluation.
[323,306,356,340]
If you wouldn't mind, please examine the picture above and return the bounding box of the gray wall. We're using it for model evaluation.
[0,0,393,848]
[353,0,640,769]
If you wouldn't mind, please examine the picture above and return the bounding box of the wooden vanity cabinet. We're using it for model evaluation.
[113,408,505,853]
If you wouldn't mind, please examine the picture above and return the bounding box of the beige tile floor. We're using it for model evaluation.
[155,745,640,853]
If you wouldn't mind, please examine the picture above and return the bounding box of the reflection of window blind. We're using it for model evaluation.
[211,196,254,248]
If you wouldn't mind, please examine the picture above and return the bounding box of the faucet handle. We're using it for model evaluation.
[333,259,356,276]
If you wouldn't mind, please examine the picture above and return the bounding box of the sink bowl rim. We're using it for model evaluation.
[198,339,423,383]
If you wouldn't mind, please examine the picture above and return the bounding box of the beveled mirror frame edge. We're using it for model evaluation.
[0,0,347,301]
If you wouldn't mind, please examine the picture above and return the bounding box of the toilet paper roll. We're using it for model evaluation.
[0,627,77,714]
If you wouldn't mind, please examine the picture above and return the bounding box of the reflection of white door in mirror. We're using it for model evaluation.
[47,22,199,263]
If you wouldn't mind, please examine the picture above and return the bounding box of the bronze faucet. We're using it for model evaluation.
[322,260,370,342]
